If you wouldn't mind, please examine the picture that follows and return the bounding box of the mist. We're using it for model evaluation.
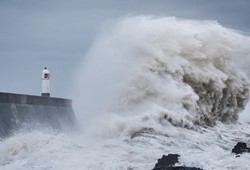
[72,16,250,138]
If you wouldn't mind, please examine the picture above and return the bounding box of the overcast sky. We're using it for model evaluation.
[0,0,250,99]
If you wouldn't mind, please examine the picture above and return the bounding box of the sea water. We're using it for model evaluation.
[1,16,250,170]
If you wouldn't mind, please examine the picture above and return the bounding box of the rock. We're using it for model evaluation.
[232,142,250,155]
[154,154,179,168]
[152,154,202,170]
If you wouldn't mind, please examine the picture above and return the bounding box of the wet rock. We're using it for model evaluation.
[232,142,250,155]
[152,154,202,170]
[155,154,179,167]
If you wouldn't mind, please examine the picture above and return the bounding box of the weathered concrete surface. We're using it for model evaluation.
[0,92,76,138]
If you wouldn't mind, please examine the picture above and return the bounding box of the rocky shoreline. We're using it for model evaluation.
[152,142,250,170]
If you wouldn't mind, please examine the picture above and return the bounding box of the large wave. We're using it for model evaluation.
[74,16,250,138]
[1,16,250,170]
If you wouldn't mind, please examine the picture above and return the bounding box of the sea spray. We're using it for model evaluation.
[1,16,250,170]
[74,16,250,138]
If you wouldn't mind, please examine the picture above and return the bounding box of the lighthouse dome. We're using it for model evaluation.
[42,67,50,79]
[42,67,49,74]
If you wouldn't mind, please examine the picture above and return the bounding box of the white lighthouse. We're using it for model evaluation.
[41,67,50,97]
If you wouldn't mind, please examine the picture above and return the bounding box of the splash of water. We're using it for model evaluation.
[74,16,250,138]
[1,16,250,170]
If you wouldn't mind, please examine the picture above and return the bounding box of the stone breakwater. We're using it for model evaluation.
[0,92,76,138]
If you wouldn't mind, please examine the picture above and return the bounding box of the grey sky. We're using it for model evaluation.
[0,0,250,99]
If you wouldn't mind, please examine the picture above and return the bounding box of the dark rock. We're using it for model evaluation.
[155,154,179,168]
[152,154,202,170]
[153,168,202,170]
[232,142,250,155]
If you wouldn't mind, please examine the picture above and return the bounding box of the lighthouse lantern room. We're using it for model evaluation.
[42,67,50,97]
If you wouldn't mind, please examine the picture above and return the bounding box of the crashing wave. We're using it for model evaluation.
[75,16,250,137]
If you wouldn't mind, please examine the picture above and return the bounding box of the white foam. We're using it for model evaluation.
[2,16,250,170]
[74,16,250,137]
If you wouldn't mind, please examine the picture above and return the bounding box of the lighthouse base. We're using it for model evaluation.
[42,93,50,97]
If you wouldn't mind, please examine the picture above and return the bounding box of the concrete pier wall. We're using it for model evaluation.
[0,92,76,138]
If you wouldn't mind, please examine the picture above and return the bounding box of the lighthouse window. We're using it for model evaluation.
[44,73,49,79]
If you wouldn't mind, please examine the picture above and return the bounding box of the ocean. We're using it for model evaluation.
[1,16,250,170]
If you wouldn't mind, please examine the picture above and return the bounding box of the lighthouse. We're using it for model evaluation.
[41,67,50,97]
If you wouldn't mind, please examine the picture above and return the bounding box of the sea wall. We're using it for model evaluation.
[0,92,76,138]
